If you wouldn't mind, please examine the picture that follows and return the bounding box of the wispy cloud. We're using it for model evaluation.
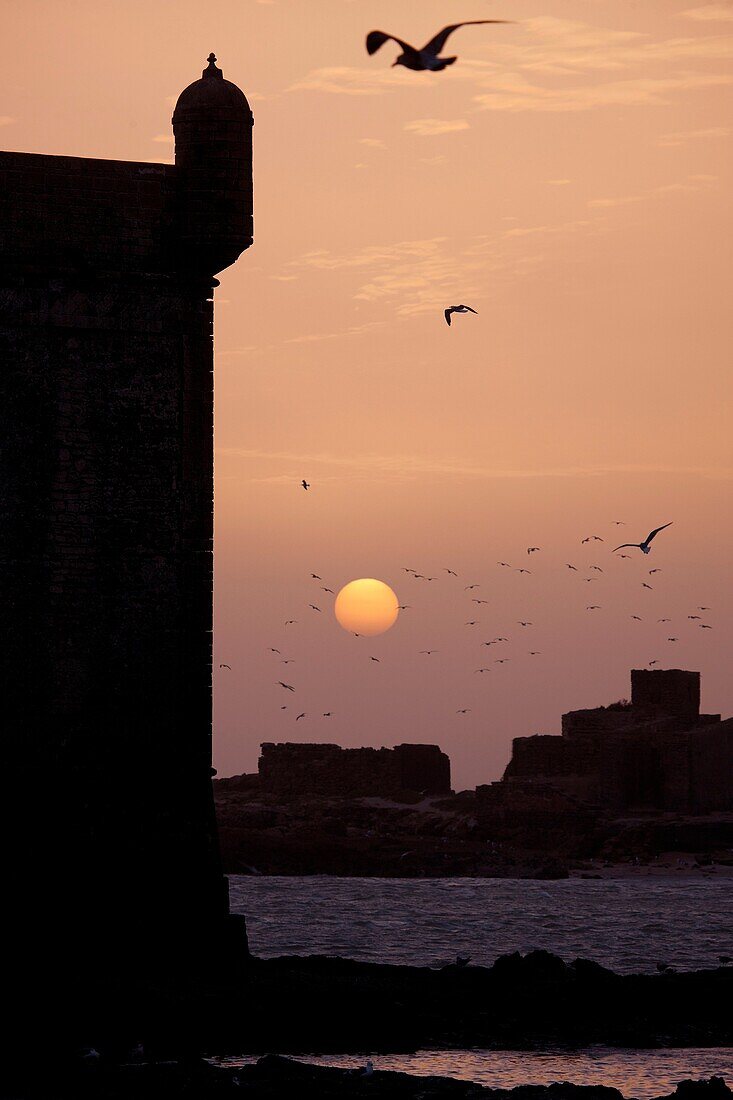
[679,3,733,21]
[473,72,733,113]
[359,137,386,149]
[657,125,731,146]
[217,446,733,484]
[404,118,470,136]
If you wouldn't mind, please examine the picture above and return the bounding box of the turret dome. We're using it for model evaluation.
[173,53,251,117]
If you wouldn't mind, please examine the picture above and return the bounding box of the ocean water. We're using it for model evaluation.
[216,1049,733,1100]
[229,875,733,974]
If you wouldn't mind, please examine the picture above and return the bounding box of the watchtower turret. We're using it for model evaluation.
[173,53,253,275]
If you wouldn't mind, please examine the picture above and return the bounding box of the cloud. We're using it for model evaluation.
[588,195,644,208]
[473,72,733,112]
[359,137,386,149]
[547,179,572,185]
[216,446,733,484]
[0,116,14,126]
[403,118,470,136]
[657,125,731,146]
[679,3,733,21]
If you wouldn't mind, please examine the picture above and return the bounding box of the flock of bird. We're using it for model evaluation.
[218,517,716,724]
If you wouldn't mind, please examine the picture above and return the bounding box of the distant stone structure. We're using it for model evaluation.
[0,55,253,1036]
[481,670,732,819]
[258,742,452,798]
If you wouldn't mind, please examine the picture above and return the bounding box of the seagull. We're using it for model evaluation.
[472,598,489,604]
[277,682,295,692]
[420,650,438,655]
[465,584,481,590]
[445,304,478,325]
[642,583,653,590]
[302,479,310,490]
[649,659,659,665]
[370,656,381,662]
[285,620,298,625]
[465,620,479,626]
[700,624,712,629]
[658,618,671,623]
[495,658,510,663]
[582,536,604,543]
[527,547,541,554]
[566,564,578,571]
[456,708,471,714]
[631,616,643,621]
[590,566,604,573]
[518,621,533,627]
[688,615,701,620]
[587,605,601,610]
[612,521,626,526]
[321,587,334,593]
[269,648,281,654]
[311,573,322,579]
[667,637,678,642]
[529,651,541,656]
[516,568,532,574]
[619,554,632,559]
[296,712,306,721]
[219,663,232,669]
[367,21,511,72]
[649,568,662,574]
[309,604,322,612]
[444,568,458,576]
[397,604,411,610]
[322,712,332,717]
[280,659,295,665]
[698,606,711,611]
[613,522,672,555]
[475,668,491,673]
[497,562,512,568]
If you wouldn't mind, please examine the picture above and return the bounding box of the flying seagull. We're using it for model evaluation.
[445,304,478,326]
[516,568,532,574]
[302,479,310,490]
[582,536,604,544]
[465,584,480,590]
[278,682,295,692]
[566,564,578,571]
[219,663,232,669]
[456,708,471,714]
[311,573,322,579]
[444,568,458,576]
[527,547,541,554]
[296,712,306,721]
[475,668,491,673]
[309,604,322,612]
[366,22,511,72]
[613,522,672,555]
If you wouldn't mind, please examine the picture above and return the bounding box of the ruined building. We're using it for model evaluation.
[258,742,452,798]
[479,670,732,829]
[0,56,253,1035]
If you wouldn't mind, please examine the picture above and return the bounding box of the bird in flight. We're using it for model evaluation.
[311,573,321,580]
[582,536,604,544]
[527,547,541,554]
[612,521,626,526]
[278,682,295,692]
[465,584,480,590]
[370,656,381,663]
[322,712,332,717]
[529,651,541,656]
[642,583,653,590]
[269,648,281,654]
[296,712,306,721]
[219,663,231,669]
[465,620,479,626]
[613,522,672,555]
[631,616,643,621]
[590,566,604,573]
[700,624,713,629]
[475,668,491,673]
[618,554,632,559]
[309,604,322,612]
[698,606,711,611]
[495,658,510,664]
[444,568,458,576]
[649,568,662,575]
[420,650,438,655]
[302,480,310,491]
[285,620,297,626]
[498,562,512,568]
[587,605,601,610]
[688,615,701,620]
[397,604,411,610]
[566,564,578,571]
[516,568,532,574]
[518,621,533,627]
[667,637,678,642]
[367,21,511,72]
[444,304,478,326]
[649,659,659,665]
[472,598,489,604]
[321,587,334,594]
[658,618,671,623]
[456,708,471,714]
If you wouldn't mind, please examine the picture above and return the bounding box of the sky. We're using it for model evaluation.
[4,1,732,788]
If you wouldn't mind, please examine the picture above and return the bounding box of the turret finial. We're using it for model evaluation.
[203,53,223,79]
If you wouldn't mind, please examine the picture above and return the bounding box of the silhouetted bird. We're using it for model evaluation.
[587,605,601,610]
[631,616,642,621]
[613,521,626,526]
[700,623,713,629]
[456,708,471,714]
[444,568,458,576]
[296,712,306,721]
[269,648,281,654]
[649,660,659,665]
[323,712,332,717]
[614,522,672,555]
[698,606,711,610]
[518,621,532,626]
[420,650,438,655]
[667,637,678,642]
[516,568,532,574]
[475,668,491,673]
[465,620,478,626]
[649,568,662,574]
[278,682,295,692]
[529,651,541,656]
[309,604,322,612]
[566,564,578,571]
[495,658,510,663]
[582,536,604,543]
[498,561,512,567]
[367,22,511,72]
[590,566,604,573]
[398,604,411,610]
[642,583,653,590]
[658,618,671,622]
[465,584,480,590]
[527,547,541,554]
[311,573,322,579]
[219,663,232,669]
[321,587,334,593]
[445,304,478,325]
[472,598,489,604]
[302,480,310,490]
[370,656,381,662]
[285,620,298,625]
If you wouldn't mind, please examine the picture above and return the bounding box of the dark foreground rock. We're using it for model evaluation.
[7,1055,733,1100]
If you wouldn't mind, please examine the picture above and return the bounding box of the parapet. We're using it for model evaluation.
[258,742,451,798]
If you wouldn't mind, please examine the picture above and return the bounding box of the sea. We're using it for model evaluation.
[224,875,733,1096]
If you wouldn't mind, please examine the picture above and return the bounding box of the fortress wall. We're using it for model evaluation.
[258,742,451,798]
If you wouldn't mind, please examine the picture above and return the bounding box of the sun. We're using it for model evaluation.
[334,578,399,637]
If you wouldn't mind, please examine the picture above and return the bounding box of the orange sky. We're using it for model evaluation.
[5,1,732,787]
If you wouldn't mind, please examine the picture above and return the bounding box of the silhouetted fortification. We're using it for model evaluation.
[483,670,731,817]
[0,55,253,1044]
[258,742,452,797]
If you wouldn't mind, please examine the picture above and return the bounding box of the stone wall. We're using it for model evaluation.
[258,742,451,798]
[631,668,700,717]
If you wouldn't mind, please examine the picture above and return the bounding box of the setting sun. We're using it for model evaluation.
[334,579,399,637]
